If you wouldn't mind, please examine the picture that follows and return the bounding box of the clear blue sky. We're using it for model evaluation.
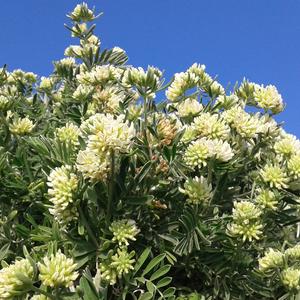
[1,1,300,135]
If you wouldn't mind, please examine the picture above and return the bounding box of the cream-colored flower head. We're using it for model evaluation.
[179,176,212,205]
[109,219,140,246]
[192,112,230,140]
[216,94,240,109]
[258,248,284,272]
[184,137,234,168]
[281,268,300,290]
[38,250,78,288]
[122,66,162,98]
[165,71,198,101]
[56,122,80,147]
[181,125,197,143]
[187,63,206,77]
[208,80,225,97]
[211,139,234,162]
[77,65,118,85]
[68,2,95,22]
[176,97,203,118]
[0,258,34,299]
[110,249,135,275]
[8,69,37,85]
[76,149,110,182]
[9,117,34,135]
[228,201,263,242]
[274,133,300,158]
[260,163,288,189]
[72,84,93,100]
[223,106,260,139]
[285,244,300,260]
[288,154,300,179]
[56,58,76,68]
[47,165,78,223]
[92,86,124,113]
[257,114,279,138]
[0,95,10,111]
[39,76,54,91]
[255,189,278,210]
[184,138,214,167]
[254,84,284,114]
[81,113,135,154]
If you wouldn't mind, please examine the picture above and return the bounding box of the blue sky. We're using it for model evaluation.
[1,1,300,135]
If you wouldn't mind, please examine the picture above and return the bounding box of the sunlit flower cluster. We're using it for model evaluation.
[80,113,135,154]
[38,250,78,288]
[47,165,78,223]
[9,117,34,135]
[228,201,263,241]
[0,258,34,299]
[192,112,230,140]
[259,163,289,189]
[254,84,284,114]
[68,2,95,22]
[176,97,203,118]
[258,248,284,272]
[255,189,278,210]
[109,219,140,246]
[77,65,120,85]
[55,122,80,147]
[184,137,234,168]
[179,176,212,205]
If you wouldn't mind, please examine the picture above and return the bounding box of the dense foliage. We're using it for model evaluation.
[1,3,300,299]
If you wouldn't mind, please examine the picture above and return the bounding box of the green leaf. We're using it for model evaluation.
[138,292,153,300]
[142,253,166,277]
[146,281,156,294]
[0,244,10,261]
[163,287,176,297]
[79,277,98,300]
[134,161,152,185]
[133,247,151,275]
[150,265,171,281]
[156,277,172,289]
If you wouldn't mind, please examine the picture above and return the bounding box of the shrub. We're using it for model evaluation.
[1,3,300,299]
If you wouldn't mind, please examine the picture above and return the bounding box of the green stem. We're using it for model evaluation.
[78,205,99,248]
[107,150,115,226]
[207,160,213,185]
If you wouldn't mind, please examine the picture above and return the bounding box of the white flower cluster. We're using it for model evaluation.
[38,250,78,288]
[55,122,80,147]
[77,113,135,181]
[122,66,162,98]
[184,137,234,168]
[166,63,224,101]
[227,201,263,242]
[259,244,300,291]
[179,176,212,205]
[253,84,284,114]
[76,65,121,85]
[176,97,203,118]
[192,112,230,140]
[0,258,34,299]
[47,165,78,223]
[9,117,34,135]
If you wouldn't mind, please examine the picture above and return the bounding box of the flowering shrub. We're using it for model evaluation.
[1,3,300,299]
